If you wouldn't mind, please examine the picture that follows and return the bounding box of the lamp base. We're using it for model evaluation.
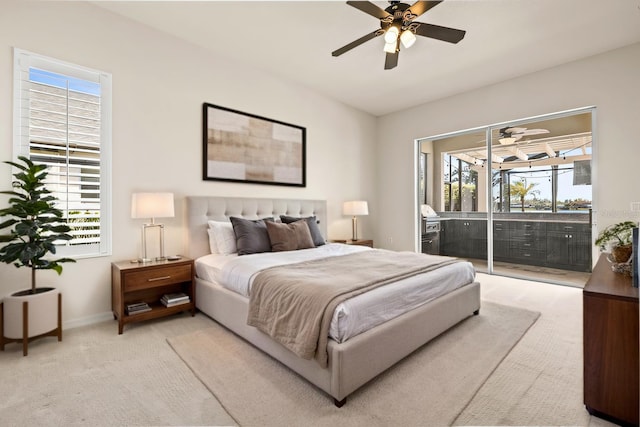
[351,216,359,241]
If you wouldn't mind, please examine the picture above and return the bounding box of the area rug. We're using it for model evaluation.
[167,301,539,427]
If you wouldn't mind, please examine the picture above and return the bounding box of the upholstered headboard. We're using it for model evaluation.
[185,196,327,259]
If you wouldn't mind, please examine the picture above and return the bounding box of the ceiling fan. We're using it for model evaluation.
[498,127,550,144]
[331,0,466,70]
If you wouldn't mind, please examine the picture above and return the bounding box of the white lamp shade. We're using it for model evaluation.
[343,200,369,216]
[384,26,399,44]
[131,193,175,219]
[383,41,397,53]
[400,30,416,48]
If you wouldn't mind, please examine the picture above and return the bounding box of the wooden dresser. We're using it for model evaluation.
[583,254,639,426]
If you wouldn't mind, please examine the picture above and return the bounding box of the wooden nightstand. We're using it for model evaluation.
[331,239,374,248]
[111,257,195,334]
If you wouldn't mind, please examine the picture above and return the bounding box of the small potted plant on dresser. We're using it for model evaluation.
[0,156,75,356]
[595,220,637,264]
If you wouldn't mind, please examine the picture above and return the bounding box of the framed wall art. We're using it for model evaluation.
[202,103,306,187]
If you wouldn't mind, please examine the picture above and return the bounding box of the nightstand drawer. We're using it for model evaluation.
[123,264,192,291]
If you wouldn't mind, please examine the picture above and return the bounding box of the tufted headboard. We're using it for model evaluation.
[185,196,327,259]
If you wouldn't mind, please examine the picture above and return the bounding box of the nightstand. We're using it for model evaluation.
[111,257,195,334]
[332,239,374,248]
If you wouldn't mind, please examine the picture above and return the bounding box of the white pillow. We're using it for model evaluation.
[208,221,237,255]
[207,228,219,254]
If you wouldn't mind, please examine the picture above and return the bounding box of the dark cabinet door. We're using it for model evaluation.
[573,229,592,269]
[441,219,487,260]
[546,230,570,265]
[421,233,440,255]
[470,220,487,259]
[441,220,460,256]
[546,223,592,272]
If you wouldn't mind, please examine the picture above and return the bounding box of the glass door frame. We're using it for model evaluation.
[415,106,597,284]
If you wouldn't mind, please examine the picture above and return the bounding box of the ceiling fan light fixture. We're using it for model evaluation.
[384,25,400,44]
[400,30,416,48]
[383,41,397,53]
[499,137,516,145]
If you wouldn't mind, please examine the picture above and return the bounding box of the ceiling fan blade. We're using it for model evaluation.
[332,30,382,57]
[407,1,443,18]
[413,22,466,43]
[346,1,391,20]
[521,129,550,136]
[384,51,399,70]
[505,127,527,134]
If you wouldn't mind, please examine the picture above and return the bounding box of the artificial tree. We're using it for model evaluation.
[0,156,75,295]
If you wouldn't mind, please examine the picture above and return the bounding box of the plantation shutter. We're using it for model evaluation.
[14,49,112,258]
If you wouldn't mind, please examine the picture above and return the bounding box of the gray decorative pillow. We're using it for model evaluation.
[280,215,325,246]
[266,220,315,252]
[230,217,274,255]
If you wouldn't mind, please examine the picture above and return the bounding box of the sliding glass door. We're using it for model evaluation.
[417,108,594,286]
[419,129,489,273]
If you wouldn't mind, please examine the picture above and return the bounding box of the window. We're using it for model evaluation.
[13,49,112,258]
[443,153,478,212]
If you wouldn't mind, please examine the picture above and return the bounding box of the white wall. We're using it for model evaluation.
[0,1,377,327]
[376,42,640,252]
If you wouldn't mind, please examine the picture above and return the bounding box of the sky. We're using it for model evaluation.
[29,67,101,95]
[508,165,592,202]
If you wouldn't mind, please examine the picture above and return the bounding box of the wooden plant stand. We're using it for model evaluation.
[0,293,62,356]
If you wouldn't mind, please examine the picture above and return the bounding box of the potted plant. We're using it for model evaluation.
[595,220,637,263]
[0,156,75,355]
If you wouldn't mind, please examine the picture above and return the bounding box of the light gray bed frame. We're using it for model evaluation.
[185,196,481,406]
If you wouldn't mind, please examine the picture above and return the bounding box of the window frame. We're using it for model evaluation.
[12,48,112,259]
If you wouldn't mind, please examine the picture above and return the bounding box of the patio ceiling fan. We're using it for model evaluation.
[498,127,550,144]
[331,0,466,70]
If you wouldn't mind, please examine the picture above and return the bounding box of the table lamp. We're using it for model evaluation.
[343,200,368,241]
[131,192,174,262]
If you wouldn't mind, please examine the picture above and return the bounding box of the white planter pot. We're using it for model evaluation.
[2,287,60,339]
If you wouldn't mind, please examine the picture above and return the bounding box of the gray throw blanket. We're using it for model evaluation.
[246,250,461,367]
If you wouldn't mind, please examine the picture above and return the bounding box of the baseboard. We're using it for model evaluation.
[63,311,113,330]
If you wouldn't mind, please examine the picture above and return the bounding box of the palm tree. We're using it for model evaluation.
[509,179,539,212]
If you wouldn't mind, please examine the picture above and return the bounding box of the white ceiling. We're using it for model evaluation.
[95,0,640,116]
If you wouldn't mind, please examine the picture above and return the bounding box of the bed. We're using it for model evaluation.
[186,196,481,406]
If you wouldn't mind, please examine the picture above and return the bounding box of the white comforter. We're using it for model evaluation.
[195,244,475,343]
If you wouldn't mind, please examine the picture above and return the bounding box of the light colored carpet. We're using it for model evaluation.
[0,314,235,427]
[456,274,598,426]
[167,301,539,427]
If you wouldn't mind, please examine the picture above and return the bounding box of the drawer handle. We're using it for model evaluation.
[524,233,532,236]
[148,275,171,282]
[524,243,531,247]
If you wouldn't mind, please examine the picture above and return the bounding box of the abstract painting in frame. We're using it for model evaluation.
[202,103,306,187]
